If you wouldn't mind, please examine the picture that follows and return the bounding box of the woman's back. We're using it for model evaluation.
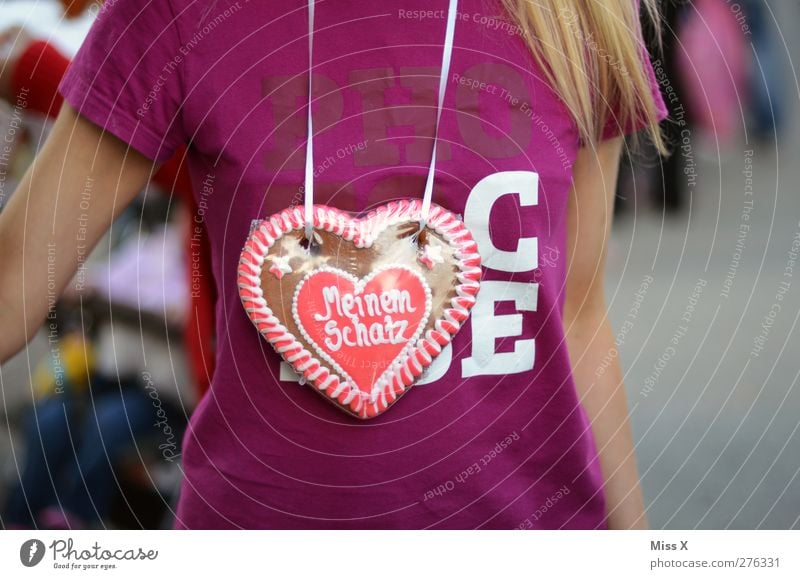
[40,0,664,529]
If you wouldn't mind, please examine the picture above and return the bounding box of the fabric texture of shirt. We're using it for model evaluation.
[59,0,667,529]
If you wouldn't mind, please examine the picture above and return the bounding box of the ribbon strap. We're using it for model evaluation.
[304,0,316,240]
[303,0,458,236]
[420,0,458,227]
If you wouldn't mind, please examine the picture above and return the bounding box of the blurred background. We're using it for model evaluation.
[0,0,798,529]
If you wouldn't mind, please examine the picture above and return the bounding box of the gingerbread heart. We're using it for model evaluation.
[237,199,481,419]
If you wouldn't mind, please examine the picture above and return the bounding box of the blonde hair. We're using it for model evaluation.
[503,0,666,152]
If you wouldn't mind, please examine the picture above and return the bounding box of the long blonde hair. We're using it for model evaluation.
[503,0,666,152]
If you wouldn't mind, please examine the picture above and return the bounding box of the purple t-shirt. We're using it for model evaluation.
[60,0,666,529]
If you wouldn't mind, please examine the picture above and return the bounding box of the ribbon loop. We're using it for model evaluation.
[303,0,316,241]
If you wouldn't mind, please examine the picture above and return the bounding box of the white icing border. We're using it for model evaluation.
[237,199,482,419]
[290,264,432,402]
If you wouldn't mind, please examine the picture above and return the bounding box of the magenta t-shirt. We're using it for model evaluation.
[60,0,666,529]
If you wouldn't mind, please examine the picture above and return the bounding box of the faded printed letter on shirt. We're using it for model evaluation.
[60,0,666,529]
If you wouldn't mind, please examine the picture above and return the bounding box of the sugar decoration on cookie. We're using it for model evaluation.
[418,242,444,270]
[267,254,292,279]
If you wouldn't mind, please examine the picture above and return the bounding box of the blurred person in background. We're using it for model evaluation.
[0,15,216,399]
[1,2,212,529]
[652,0,689,214]
[1,210,192,529]
[616,0,690,217]
[1,309,164,529]
[617,0,773,217]
[741,0,784,141]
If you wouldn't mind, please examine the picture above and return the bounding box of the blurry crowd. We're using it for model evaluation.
[616,0,785,216]
[0,0,216,529]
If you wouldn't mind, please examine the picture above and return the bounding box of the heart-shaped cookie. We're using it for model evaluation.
[237,199,481,418]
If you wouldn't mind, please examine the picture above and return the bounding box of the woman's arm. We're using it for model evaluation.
[564,136,648,529]
[0,102,153,363]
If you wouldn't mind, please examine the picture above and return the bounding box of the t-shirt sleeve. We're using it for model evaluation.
[58,0,188,162]
[600,21,669,140]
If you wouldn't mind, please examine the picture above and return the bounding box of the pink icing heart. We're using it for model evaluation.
[293,266,431,396]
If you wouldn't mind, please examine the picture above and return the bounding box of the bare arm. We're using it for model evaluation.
[0,102,153,363]
[564,137,647,529]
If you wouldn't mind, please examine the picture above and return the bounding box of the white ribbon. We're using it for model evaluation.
[303,0,458,238]
[304,0,316,241]
[420,0,458,227]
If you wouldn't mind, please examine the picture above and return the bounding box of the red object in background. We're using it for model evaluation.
[11,40,215,398]
[11,40,70,117]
